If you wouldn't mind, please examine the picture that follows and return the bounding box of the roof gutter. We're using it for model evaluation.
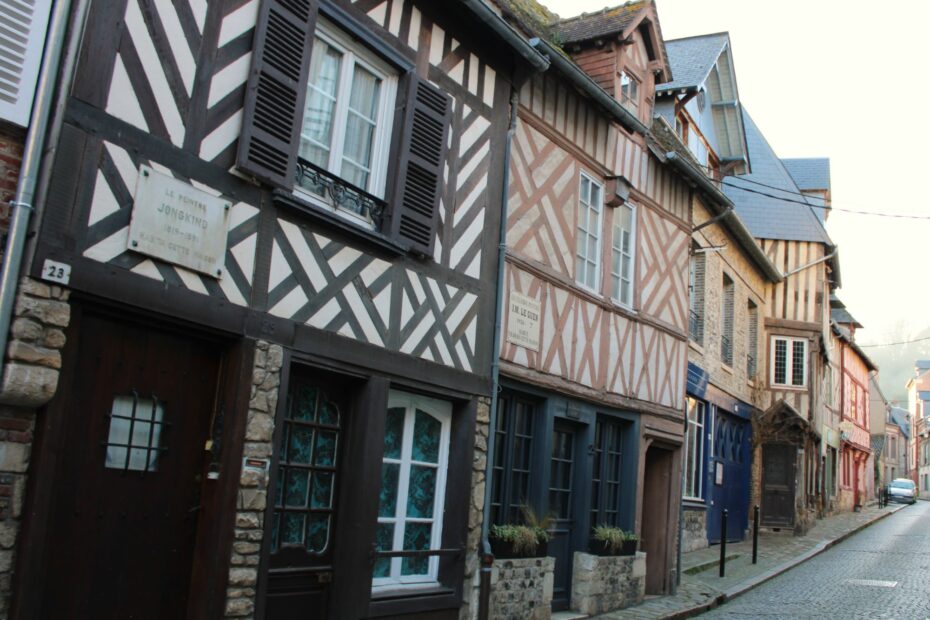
[459,0,550,72]
[665,151,782,282]
[529,37,648,135]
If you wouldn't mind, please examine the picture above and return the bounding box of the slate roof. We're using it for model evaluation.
[916,360,930,370]
[655,33,728,92]
[889,407,910,439]
[556,2,646,44]
[782,158,831,192]
[830,299,862,328]
[722,108,833,244]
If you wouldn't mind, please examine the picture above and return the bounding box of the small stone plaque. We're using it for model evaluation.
[507,290,541,351]
[128,165,231,278]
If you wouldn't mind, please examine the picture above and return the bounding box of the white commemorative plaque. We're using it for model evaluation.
[506,290,541,351]
[128,165,231,278]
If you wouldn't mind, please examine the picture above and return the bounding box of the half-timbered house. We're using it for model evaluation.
[6,0,552,618]
[492,1,691,603]
[723,109,841,534]
[655,33,781,552]
[829,301,876,511]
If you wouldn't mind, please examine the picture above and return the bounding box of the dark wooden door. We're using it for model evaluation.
[761,443,796,527]
[548,421,578,611]
[264,373,347,619]
[642,446,673,594]
[42,312,222,618]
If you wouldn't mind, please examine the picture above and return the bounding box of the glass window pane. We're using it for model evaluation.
[318,398,339,425]
[293,386,317,422]
[373,523,394,578]
[282,513,306,546]
[413,410,441,463]
[407,465,437,518]
[384,407,404,459]
[401,522,431,576]
[288,426,314,464]
[301,42,342,168]
[311,471,334,509]
[379,462,400,517]
[314,430,337,467]
[306,514,330,553]
[285,469,310,508]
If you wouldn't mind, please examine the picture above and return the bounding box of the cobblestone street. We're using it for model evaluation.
[594,502,916,619]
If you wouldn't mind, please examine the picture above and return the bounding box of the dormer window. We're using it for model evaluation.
[619,71,639,115]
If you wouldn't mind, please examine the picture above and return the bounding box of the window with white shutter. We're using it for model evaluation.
[0,0,53,127]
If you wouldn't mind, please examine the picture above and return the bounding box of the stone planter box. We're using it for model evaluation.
[570,551,645,615]
[489,556,554,620]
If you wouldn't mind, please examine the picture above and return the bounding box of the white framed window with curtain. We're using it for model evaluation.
[771,336,807,388]
[298,18,398,223]
[373,391,451,591]
[684,397,705,500]
[610,203,635,308]
[619,71,639,115]
[576,173,603,291]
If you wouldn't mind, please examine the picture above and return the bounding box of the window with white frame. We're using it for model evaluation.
[619,71,639,115]
[771,336,807,388]
[610,204,635,307]
[298,19,398,223]
[684,397,705,500]
[576,173,603,291]
[373,391,451,591]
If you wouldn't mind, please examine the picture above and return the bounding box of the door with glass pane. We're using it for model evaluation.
[549,420,579,611]
[373,391,451,591]
[265,374,346,618]
[41,312,222,618]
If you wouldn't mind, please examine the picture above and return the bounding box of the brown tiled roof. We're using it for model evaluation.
[556,2,647,44]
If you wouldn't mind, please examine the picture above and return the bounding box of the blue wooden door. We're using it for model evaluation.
[707,411,752,543]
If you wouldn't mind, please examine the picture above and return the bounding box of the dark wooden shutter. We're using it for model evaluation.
[237,0,317,188]
[388,75,452,257]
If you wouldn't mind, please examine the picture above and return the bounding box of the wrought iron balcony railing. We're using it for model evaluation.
[296,158,387,229]
[721,333,732,366]
[747,353,756,378]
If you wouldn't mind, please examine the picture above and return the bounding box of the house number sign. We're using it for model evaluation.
[506,290,541,351]
[128,165,231,278]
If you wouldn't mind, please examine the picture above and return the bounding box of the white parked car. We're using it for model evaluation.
[888,478,917,504]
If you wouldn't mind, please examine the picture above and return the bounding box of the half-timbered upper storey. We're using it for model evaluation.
[35,0,548,390]
[497,2,690,415]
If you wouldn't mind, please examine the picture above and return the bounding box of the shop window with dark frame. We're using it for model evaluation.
[590,417,624,529]
[237,0,452,257]
[490,393,536,526]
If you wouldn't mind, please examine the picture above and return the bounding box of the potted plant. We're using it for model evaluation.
[589,525,638,556]
[489,507,552,558]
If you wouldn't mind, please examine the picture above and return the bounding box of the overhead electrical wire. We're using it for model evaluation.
[858,335,930,348]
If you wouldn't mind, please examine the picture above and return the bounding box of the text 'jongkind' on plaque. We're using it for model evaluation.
[128,165,231,278]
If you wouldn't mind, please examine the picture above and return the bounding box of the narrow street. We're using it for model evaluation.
[699,502,930,618]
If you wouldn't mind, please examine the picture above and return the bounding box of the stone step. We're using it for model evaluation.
[683,553,742,575]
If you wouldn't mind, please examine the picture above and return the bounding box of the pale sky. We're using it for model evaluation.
[543,0,930,393]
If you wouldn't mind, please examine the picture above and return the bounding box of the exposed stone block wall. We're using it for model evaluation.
[460,397,490,620]
[681,507,708,552]
[488,556,554,620]
[224,340,283,618]
[570,551,645,615]
[0,277,70,615]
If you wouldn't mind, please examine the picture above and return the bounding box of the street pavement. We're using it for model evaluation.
[594,501,914,619]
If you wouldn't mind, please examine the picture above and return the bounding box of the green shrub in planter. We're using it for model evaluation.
[490,524,550,558]
[590,525,638,556]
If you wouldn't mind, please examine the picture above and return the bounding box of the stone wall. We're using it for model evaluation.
[0,123,25,240]
[0,276,70,615]
[224,340,283,618]
[681,507,707,552]
[460,397,490,620]
[488,556,554,620]
[570,551,645,615]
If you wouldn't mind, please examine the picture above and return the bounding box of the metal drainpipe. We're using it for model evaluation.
[0,0,77,375]
[477,86,520,620]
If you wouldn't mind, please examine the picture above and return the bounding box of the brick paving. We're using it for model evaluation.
[593,503,907,619]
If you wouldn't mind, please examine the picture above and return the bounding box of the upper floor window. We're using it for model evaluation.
[238,7,452,257]
[610,204,635,308]
[721,275,734,366]
[689,245,705,346]
[747,300,758,378]
[298,20,398,224]
[619,71,639,115]
[576,173,603,291]
[771,336,807,388]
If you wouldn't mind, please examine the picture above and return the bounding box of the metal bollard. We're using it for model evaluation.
[719,509,728,577]
[752,505,759,564]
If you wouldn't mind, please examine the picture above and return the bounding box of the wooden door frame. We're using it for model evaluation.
[760,442,797,528]
[11,299,252,619]
[640,442,677,595]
